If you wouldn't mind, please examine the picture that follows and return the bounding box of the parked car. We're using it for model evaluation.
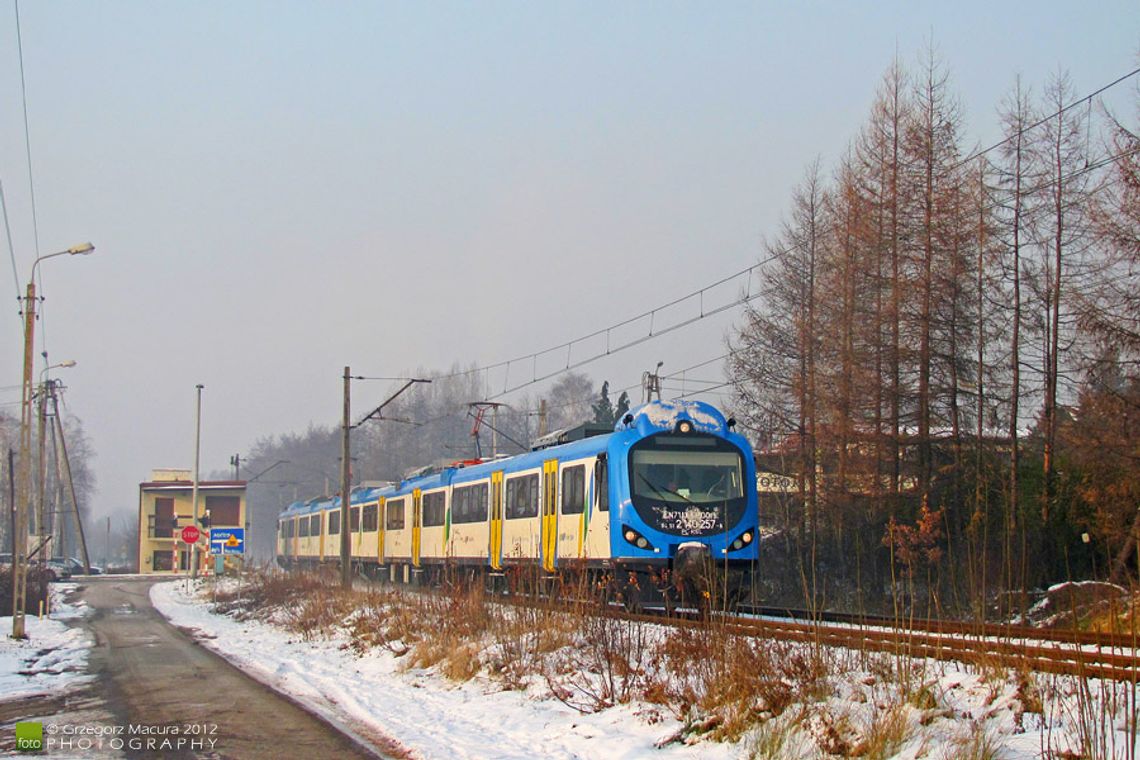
[43,559,72,581]
[59,557,102,575]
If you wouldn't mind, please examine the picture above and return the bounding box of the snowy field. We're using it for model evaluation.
[152,579,728,759]
[151,579,1138,759]
[0,584,94,700]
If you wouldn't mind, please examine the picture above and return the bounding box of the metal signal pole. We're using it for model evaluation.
[190,384,204,579]
[340,367,352,588]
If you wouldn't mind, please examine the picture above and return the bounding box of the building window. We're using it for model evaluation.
[206,495,241,526]
[154,498,174,538]
[152,550,173,571]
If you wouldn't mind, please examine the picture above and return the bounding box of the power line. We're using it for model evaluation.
[14,0,40,261]
[1,179,20,311]
[956,65,1140,169]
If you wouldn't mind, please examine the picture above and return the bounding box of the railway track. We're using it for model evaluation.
[742,605,1140,651]
[354,573,1140,683]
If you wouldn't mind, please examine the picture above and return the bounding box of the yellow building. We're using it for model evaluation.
[137,469,247,574]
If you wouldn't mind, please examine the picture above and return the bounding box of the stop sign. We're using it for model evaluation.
[181,525,201,544]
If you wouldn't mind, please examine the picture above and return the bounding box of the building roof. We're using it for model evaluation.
[139,480,247,491]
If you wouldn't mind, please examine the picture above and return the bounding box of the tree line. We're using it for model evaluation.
[728,49,1139,617]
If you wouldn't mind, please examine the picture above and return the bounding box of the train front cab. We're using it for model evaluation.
[607,401,759,611]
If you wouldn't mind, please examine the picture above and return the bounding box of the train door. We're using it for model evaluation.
[557,463,586,560]
[412,489,422,568]
[318,513,325,560]
[584,456,611,559]
[377,497,386,565]
[490,471,504,570]
[542,459,558,572]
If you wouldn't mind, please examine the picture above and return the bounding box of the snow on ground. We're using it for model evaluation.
[0,583,94,700]
[151,579,1140,760]
[151,580,730,760]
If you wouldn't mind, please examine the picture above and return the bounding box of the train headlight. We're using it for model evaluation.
[727,529,754,552]
[621,524,656,552]
[676,420,694,434]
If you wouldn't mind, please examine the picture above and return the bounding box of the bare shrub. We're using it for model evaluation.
[544,612,650,713]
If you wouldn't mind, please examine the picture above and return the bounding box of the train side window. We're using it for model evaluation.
[299,516,310,537]
[506,474,539,519]
[310,514,321,535]
[329,510,340,535]
[423,492,446,527]
[595,458,609,512]
[561,465,585,515]
[362,504,378,532]
[475,483,488,521]
[386,499,405,530]
[350,506,361,532]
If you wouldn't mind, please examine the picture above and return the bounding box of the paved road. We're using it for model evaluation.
[2,577,388,759]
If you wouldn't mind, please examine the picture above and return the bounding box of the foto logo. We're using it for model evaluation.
[15,722,42,752]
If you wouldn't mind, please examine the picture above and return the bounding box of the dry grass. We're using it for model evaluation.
[208,568,1077,757]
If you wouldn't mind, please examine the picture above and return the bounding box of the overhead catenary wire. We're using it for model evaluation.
[347,65,1140,448]
[13,0,40,262]
[955,65,1140,170]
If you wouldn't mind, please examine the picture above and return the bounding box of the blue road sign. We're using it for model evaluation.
[209,528,246,555]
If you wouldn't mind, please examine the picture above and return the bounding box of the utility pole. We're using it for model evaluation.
[13,279,38,638]
[538,399,548,437]
[51,385,91,574]
[230,454,241,480]
[190,384,204,579]
[35,378,48,556]
[11,243,93,638]
[340,367,352,588]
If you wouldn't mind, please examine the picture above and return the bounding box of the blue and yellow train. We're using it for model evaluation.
[276,400,758,607]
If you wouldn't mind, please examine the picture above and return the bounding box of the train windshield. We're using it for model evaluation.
[630,449,744,503]
[627,434,748,537]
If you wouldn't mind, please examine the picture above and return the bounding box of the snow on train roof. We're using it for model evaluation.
[627,399,726,435]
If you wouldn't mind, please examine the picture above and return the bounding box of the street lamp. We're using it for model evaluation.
[13,243,95,639]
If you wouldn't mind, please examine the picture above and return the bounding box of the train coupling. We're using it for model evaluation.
[673,541,712,582]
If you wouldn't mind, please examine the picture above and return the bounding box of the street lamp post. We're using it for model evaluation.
[12,242,94,639]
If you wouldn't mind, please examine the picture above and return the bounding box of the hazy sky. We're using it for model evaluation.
[1,2,1137,523]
